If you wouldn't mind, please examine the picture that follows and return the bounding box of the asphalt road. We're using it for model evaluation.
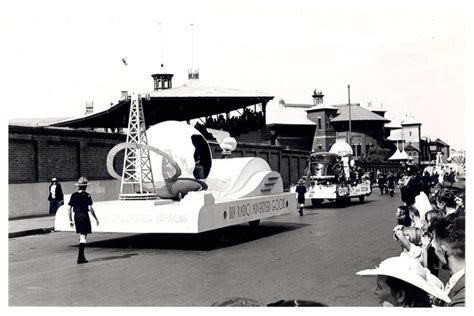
[9,190,403,306]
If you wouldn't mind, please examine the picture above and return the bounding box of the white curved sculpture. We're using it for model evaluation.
[106,121,212,199]
[147,121,212,182]
[329,139,353,156]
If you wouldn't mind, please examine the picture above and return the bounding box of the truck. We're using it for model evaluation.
[291,152,371,207]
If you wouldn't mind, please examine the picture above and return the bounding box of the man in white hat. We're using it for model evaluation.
[356,255,450,307]
[47,177,64,215]
[68,177,99,264]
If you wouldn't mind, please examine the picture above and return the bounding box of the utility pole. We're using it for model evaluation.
[348,84,352,147]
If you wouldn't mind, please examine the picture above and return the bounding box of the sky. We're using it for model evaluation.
[0,0,470,150]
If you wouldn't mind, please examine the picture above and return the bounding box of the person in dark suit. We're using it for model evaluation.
[68,177,99,264]
[400,166,422,207]
[48,177,64,215]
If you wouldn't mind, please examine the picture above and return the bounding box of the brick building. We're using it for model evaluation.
[266,89,390,158]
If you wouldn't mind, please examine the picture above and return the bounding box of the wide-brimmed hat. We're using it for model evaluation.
[51,177,57,182]
[298,179,305,184]
[356,255,451,303]
[75,176,88,186]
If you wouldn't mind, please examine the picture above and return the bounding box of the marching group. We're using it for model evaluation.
[357,164,466,307]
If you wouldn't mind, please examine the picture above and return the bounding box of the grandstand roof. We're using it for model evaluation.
[51,79,273,128]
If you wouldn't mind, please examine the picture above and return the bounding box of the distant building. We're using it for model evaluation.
[388,115,450,166]
[266,89,390,157]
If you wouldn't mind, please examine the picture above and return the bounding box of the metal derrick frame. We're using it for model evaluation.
[119,93,157,200]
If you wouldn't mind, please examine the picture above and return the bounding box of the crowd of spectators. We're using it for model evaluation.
[358,164,466,307]
[194,108,265,138]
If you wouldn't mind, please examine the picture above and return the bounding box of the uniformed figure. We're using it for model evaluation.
[48,177,64,215]
[400,166,422,207]
[68,177,99,264]
[295,179,307,216]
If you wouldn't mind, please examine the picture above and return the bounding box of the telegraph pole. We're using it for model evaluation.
[348,84,352,146]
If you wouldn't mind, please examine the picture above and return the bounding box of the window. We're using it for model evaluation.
[317,144,322,150]
[317,116,322,130]
[409,131,412,136]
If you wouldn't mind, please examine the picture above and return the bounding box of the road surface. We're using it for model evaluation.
[9,190,402,306]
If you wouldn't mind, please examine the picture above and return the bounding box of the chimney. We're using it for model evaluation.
[85,101,94,115]
[188,69,199,80]
[120,91,129,101]
[312,89,324,106]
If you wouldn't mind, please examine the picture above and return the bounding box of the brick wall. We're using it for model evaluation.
[9,125,126,184]
[9,125,309,218]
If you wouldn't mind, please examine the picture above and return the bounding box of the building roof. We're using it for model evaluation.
[387,128,414,141]
[401,115,421,126]
[8,117,74,127]
[432,138,449,147]
[51,79,274,128]
[147,79,273,98]
[388,149,403,160]
[266,101,314,126]
[405,143,420,152]
[330,104,390,123]
[305,103,338,112]
[384,119,402,130]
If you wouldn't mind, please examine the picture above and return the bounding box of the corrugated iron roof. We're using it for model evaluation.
[51,79,274,128]
[405,143,420,152]
[330,104,390,122]
[147,79,273,98]
[266,101,314,125]
[433,138,449,146]
[401,115,421,125]
[306,103,337,112]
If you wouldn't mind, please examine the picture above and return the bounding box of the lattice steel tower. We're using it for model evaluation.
[119,93,157,200]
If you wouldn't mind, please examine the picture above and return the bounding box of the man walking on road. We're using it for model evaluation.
[68,177,99,264]
[296,179,307,216]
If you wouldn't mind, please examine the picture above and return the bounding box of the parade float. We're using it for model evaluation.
[291,140,371,206]
[55,93,295,234]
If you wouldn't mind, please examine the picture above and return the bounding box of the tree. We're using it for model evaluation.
[358,147,391,163]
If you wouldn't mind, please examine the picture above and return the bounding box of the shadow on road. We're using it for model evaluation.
[85,222,308,251]
[307,199,376,209]
[88,253,139,262]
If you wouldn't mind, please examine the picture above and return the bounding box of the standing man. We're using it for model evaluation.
[430,215,465,306]
[295,179,307,216]
[377,170,386,195]
[48,177,64,215]
[400,166,422,207]
[68,177,99,264]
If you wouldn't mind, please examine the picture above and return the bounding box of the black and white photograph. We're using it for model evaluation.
[2,0,470,312]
